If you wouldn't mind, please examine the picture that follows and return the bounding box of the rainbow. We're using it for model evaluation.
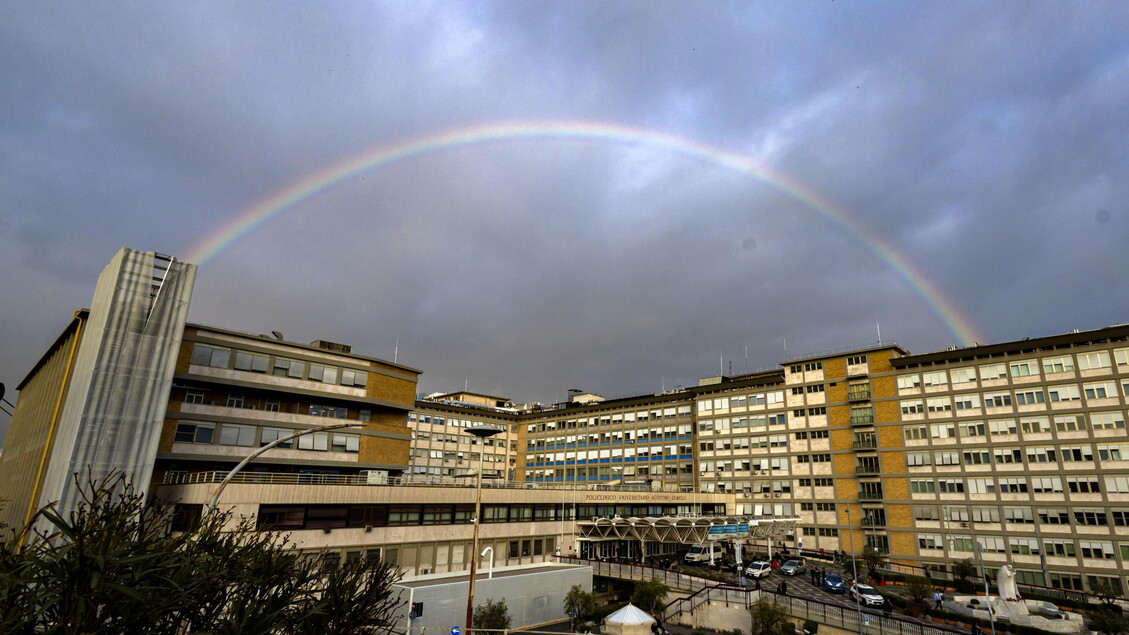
[184,119,983,346]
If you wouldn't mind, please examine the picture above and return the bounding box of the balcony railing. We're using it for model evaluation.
[851,438,877,449]
[849,415,875,425]
[847,389,872,402]
[160,471,651,492]
[854,464,880,475]
[858,490,884,500]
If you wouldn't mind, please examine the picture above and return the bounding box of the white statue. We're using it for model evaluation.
[997,564,1021,601]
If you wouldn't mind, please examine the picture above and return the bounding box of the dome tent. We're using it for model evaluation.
[603,603,656,635]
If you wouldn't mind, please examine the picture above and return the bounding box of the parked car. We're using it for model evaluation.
[745,561,773,578]
[850,584,885,607]
[778,559,806,576]
[822,573,847,593]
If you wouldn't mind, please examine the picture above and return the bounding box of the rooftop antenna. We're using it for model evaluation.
[783,337,788,353]
[394,336,399,363]
[719,351,723,376]
[745,343,749,373]
[465,376,469,392]
[877,323,883,344]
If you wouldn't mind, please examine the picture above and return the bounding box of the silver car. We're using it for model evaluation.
[779,559,806,576]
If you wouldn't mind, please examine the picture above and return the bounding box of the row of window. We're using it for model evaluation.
[909,475,1107,494]
[903,413,1125,439]
[900,384,1127,414]
[698,392,786,413]
[174,421,360,452]
[917,534,1120,560]
[897,350,1128,390]
[192,344,368,387]
[527,425,692,448]
[913,504,1129,526]
[908,443,1129,466]
[525,407,693,433]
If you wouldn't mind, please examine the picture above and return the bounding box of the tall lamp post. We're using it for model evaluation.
[464,424,505,631]
[208,421,363,511]
[846,505,863,635]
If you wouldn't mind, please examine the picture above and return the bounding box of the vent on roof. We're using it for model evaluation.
[311,339,352,353]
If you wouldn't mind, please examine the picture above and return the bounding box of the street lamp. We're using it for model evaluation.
[464,424,505,631]
[207,421,363,510]
[846,505,863,635]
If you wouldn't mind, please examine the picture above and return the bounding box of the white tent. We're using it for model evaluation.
[603,603,656,635]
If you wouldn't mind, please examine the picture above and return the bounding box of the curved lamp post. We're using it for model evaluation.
[207,421,364,511]
[463,424,505,631]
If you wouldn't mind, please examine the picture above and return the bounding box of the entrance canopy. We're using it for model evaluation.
[576,515,798,544]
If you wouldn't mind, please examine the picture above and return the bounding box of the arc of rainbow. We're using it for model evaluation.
[185,120,983,346]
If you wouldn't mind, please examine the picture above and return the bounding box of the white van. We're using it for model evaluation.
[683,543,722,564]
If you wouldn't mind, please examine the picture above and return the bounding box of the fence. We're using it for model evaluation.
[558,556,967,635]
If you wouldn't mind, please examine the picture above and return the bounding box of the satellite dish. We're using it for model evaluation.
[271,331,285,340]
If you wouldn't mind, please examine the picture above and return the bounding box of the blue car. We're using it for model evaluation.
[822,573,847,593]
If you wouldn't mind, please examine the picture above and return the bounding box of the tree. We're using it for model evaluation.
[861,546,885,579]
[952,559,977,593]
[748,597,794,635]
[564,584,596,623]
[473,598,513,630]
[903,576,932,616]
[1089,610,1129,635]
[631,577,670,614]
[1092,579,1125,612]
[0,472,404,635]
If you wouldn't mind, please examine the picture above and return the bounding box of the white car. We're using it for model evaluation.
[850,584,885,607]
[744,561,773,578]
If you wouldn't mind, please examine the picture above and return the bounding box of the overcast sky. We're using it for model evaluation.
[2,2,1127,434]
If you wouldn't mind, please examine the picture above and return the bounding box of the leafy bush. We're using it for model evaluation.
[0,473,403,635]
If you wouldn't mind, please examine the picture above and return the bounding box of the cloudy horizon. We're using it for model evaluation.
[2,2,1127,435]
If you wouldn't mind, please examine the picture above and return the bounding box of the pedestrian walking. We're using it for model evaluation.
[820,568,826,585]
[933,590,943,610]
[778,580,788,596]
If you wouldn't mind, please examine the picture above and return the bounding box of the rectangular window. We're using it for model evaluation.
[897,374,922,390]
[922,371,948,387]
[191,344,230,368]
[1043,356,1075,374]
[1092,412,1126,430]
[261,427,294,448]
[1055,415,1087,432]
[308,364,339,385]
[950,367,977,384]
[1084,382,1117,399]
[273,358,305,378]
[233,351,270,373]
[901,400,924,415]
[219,424,255,446]
[331,433,360,452]
[954,394,980,410]
[1049,384,1081,402]
[979,363,1007,380]
[1015,390,1045,405]
[340,369,368,387]
[175,422,214,444]
[1078,351,1111,370]
[1020,416,1049,434]
[903,425,928,440]
[185,390,204,404]
[983,392,1012,407]
[226,394,244,408]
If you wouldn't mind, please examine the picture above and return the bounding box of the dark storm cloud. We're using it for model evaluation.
[2,1,1128,438]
